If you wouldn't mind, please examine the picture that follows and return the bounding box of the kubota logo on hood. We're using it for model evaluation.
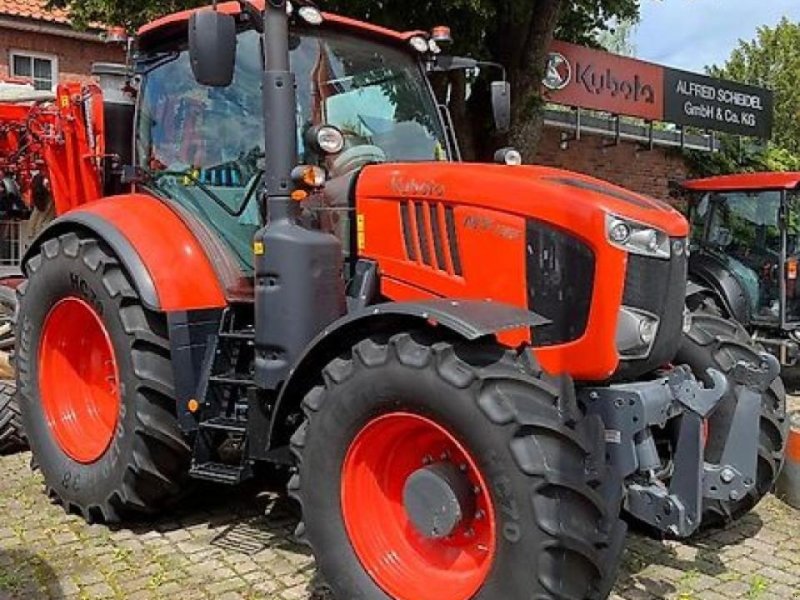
[390,175,446,198]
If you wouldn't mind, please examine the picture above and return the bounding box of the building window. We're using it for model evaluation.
[9,52,58,91]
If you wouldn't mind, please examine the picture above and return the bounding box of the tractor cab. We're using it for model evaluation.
[683,172,800,363]
[134,8,457,274]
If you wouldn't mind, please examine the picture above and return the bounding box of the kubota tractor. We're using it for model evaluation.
[683,172,800,370]
[14,2,788,599]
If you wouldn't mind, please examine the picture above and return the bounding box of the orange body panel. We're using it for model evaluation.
[72,194,226,312]
[684,172,800,192]
[356,162,688,381]
[139,1,420,44]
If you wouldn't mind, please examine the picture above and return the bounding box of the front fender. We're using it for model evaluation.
[23,194,227,312]
[265,299,548,452]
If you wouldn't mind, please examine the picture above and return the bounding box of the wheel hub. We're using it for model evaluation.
[38,297,120,464]
[403,462,475,539]
[341,412,496,600]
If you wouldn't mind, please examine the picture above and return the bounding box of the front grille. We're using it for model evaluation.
[527,219,596,346]
[615,244,688,380]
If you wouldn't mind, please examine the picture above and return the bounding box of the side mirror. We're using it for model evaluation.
[189,9,237,87]
[491,81,511,134]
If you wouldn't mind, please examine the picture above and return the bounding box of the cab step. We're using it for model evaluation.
[200,417,247,435]
[189,461,251,485]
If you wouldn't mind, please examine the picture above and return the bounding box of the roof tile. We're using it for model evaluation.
[0,0,71,25]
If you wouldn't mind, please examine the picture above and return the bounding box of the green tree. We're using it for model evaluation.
[597,17,638,56]
[52,0,640,159]
[710,17,800,156]
[690,17,800,176]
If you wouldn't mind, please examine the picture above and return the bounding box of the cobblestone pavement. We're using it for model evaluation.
[1,399,800,600]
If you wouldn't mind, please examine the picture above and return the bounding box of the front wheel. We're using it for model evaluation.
[289,332,626,600]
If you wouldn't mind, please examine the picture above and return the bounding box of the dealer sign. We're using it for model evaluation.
[663,69,773,138]
[543,41,774,139]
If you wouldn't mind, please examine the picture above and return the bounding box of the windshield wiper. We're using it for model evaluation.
[158,169,240,217]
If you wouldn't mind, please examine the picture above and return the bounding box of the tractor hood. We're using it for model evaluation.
[356,162,689,240]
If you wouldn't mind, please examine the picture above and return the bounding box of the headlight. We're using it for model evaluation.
[606,214,671,260]
[409,36,430,53]
[616,306,660,359]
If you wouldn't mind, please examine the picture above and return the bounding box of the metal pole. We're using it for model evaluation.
[262,0,298,224]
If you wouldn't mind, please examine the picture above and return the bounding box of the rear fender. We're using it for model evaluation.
[265,300,548,452]
[688,252,750,324]
[23,194,227,312]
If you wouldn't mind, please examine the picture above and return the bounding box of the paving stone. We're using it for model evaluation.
[2,438,800,600]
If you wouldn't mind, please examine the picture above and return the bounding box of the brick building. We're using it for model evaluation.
[533,113,699,201]
[0,0,124,90]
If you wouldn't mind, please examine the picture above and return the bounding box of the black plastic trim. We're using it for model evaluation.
[444,207,462,276]
[23,212,160,310]
[415,202,432,266]
[429,203,447,271]
[266,300,550,451]
[400,202,417,261]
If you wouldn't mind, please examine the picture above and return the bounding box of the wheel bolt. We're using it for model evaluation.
[459,463,468,472]
[475,510,485,520]
[720,468,736,484]
[422,455,433,465]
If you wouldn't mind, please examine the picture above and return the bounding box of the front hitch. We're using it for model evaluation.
[583,353,779,537]
[703,354,780,504]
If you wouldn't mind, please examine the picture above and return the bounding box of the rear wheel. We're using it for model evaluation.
[676,314,788,529]
[0,285,25,454]
[16,232,190,522]
[289,332,625,600]
[0,284,16,352]
[0,380,24,454]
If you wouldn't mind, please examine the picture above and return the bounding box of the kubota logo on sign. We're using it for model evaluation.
[543,52,572,91]
[542,40,665,122]
[574,63,656,104]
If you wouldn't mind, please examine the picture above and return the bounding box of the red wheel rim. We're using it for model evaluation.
[342,412,496,600]
[39,297,120,464]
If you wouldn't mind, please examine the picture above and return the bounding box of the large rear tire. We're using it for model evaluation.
[0,380,25,454]
[16,232,190,522]
[289,332,626,600]
[676,314,788,530]
[0,284,16,352]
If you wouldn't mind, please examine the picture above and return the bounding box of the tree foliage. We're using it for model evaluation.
[690,17,800,176]
[52,0,640,158]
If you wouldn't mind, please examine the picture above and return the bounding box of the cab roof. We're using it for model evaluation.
[138,1,421,49]
[683,172,800,192]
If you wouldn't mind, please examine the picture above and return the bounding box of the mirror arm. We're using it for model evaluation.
[238,0,265,33]
[475,60,506,82]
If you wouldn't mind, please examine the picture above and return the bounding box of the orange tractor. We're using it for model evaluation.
[10,2,789,598]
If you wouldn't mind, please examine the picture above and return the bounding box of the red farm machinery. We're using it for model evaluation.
[1,2,791,598]
[0,67,132,452]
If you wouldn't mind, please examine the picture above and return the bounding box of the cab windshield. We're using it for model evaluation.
[135,28,448,271]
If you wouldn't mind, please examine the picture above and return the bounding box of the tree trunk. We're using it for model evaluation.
[507,0,564,160]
